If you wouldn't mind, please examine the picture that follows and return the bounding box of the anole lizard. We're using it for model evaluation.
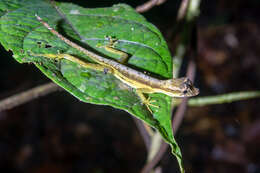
[34,15,199,113]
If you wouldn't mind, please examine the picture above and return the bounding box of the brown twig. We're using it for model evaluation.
[141,141,168,173]
[132,118,151,150]
[172,98,188,134]
[173,59,196,133]
[0,83,60,112]
[171,0,191,41]
[136,0,167,13]
[154,166,162,173]
[177,0,190,21]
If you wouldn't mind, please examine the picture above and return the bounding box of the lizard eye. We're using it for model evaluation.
[182,90,188,95]
[181,78,193,95]
[185,79,192,86]
[183,79,193,89]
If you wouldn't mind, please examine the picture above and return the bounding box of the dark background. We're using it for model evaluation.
[0,0,260,172]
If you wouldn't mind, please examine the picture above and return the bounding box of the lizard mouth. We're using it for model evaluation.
[184,87,199,97]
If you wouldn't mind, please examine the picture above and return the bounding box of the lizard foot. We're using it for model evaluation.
[143,97,159,114]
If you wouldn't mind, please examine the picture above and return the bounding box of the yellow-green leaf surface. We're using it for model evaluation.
[0,0,183,171]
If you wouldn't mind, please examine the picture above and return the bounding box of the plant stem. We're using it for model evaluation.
[175,91,260,107]
[0,83,60,112]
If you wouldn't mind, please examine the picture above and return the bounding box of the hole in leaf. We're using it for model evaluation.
[45,44,52,48]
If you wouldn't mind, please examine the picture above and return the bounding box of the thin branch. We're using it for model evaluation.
[133,118,151,150]
[136,0,167,13]
[172,98,188,134]
[154,166,162,173]
[181,91,260,107]
[173,59,196,133]
[0,83,60,112]
[147,131,163,162]
[177,0,190,21]
[141,141,168,173]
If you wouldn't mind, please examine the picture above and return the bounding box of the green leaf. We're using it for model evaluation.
[0,1,183,172]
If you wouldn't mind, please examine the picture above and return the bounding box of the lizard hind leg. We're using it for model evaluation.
[136,89,159,114]
[98,36,129,64]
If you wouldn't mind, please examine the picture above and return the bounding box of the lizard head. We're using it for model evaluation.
[163,77,199,97]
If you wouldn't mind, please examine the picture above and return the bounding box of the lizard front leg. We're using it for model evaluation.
[136,88,159,114]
